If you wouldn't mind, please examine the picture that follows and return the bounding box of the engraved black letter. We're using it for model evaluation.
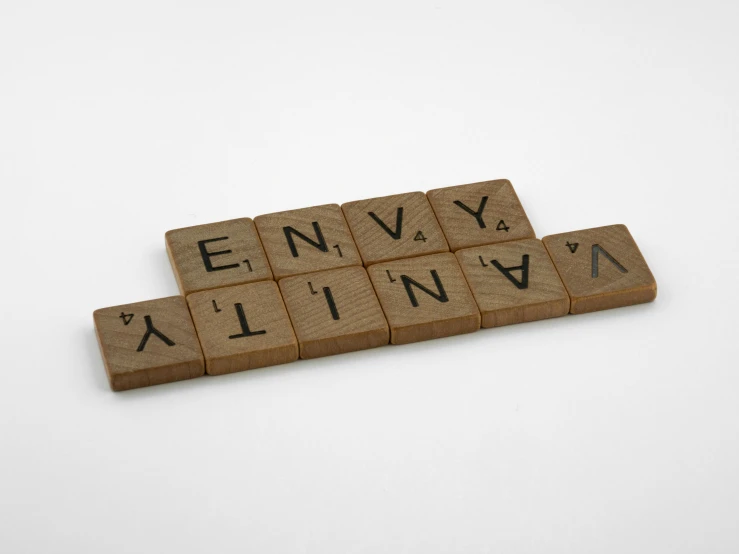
[198,237,240,272]
[137,315,176,352]
[283,222,328,257]
[453,196,488,229]
[368,207,403,240]
[401,270,448,307]
[592,244,627,278]
[228,303,267,339]
[491,254,529,290]
[323,287,340,320]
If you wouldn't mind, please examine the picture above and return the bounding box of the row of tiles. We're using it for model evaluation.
[95,227,657,391]
[165,179,536,295]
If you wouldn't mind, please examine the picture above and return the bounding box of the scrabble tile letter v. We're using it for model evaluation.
[166,218,272,295]
[342,192,449,266]
[94,296,204,391]
[255,204,362,279]
[427,179,535,251]
[542,224,657,314]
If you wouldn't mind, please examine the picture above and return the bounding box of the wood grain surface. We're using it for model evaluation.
[254,204,361,280]
[426,179,535,251]
[456,239,569,328]
[279,266,389,359]
[187,281,298,375]
[93,296,204,391]
[342,191,449,266]
[542,224,657,314]
[165,218,272,295]
[367,252,480,345]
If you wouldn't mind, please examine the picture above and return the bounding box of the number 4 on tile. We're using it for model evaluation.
[119,312,133,325]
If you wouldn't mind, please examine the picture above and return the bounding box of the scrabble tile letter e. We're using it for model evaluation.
[166,218,272,295]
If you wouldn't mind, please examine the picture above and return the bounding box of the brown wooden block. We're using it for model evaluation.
[542,224,657,314]
[456,239,569,328]
[278,266,389,359]
[187,281,298,375]
[93,296,204,391]
[341,192,449,266]
[426,179,535,251]
[367,253,480,345]
[165,218,272,296]
[254,204,362,280]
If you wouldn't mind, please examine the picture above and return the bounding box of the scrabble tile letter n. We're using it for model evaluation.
[94,296,205,391]
[542,224,657,314]
[426,179,535,251]
[255,204,362,280]
[165,218,273,296]
[368,253,481,345]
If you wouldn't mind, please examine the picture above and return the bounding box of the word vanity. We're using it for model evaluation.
[94,179,657,391]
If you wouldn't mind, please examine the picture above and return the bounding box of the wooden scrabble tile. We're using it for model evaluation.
[165,218,272,296]
[341,192,449,265]
[426,179,535,251]
[93,296,204,391]
[542,224,657,314]
[254,204,362,280]
[367,253,480,345]
[456,239,569,328]
[187,281,298,375]
[278,266,389,359]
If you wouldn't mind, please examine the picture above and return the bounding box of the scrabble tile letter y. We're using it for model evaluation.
[94,296,204,391]
[427,179,535,251]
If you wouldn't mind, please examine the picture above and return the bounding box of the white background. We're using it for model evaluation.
[1,1,738,552]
